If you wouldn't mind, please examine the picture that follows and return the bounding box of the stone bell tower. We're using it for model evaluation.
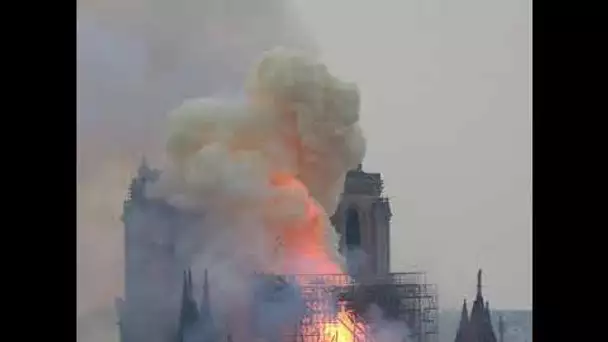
[331,164,392,278]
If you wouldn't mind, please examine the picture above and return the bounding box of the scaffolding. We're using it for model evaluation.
[252,273,438,342]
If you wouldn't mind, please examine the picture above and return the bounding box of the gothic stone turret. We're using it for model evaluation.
[330,164,392,278]
[118,158,203,342]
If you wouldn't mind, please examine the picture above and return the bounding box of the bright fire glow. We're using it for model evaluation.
[322,303,368,342]
[258,89,368,340]
[267,173,369,341]
[268,172,342,275]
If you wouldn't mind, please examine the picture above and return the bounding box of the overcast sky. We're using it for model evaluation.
[292,0,531,310]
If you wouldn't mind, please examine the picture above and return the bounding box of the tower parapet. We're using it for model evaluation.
[343,164,385,197]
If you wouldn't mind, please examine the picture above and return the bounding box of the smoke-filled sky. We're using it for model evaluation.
[77,0,531,324]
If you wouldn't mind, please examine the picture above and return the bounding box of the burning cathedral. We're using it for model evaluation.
[117,160,439,342]
[116,48,438,342]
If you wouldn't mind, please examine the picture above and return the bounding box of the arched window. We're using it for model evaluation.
[345,207,363,277]
[345,207,362,250]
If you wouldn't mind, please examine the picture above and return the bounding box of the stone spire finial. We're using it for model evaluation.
[455,298,470,342]
[477,269,483,298]
[203,269,209,304]
[460,299,469,323]
[199,269,213,322]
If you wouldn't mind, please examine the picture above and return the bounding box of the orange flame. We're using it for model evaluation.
[266,172,369,341]
[268,172,342,275]
[254,106,368,340]
[322,304,368,342]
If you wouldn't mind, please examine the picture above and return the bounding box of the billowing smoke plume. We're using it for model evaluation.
[138,48,367,341]
[77,0,314,323]
[152,48,365,276]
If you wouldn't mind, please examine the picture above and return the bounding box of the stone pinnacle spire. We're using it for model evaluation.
[477,269,483,299]
[200,269,211,319]
[203,269,209,304]
[178,269,199,342]
[461,299,469,324]
[454,299,470,342]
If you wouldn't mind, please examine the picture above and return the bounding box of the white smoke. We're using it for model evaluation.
[152,47,366,276]
[365,304,413,342]
[148,49,370,341]
[246,48,367,216]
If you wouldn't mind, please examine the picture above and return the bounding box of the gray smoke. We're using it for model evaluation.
[153,48,365,275]
[77,0,314,340]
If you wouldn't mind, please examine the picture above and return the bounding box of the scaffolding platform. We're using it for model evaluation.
[252,273,438,342]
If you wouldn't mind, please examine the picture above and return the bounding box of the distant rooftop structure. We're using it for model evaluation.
[454,270,498,342]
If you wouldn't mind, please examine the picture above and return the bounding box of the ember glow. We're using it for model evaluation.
[322,303,368,342]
